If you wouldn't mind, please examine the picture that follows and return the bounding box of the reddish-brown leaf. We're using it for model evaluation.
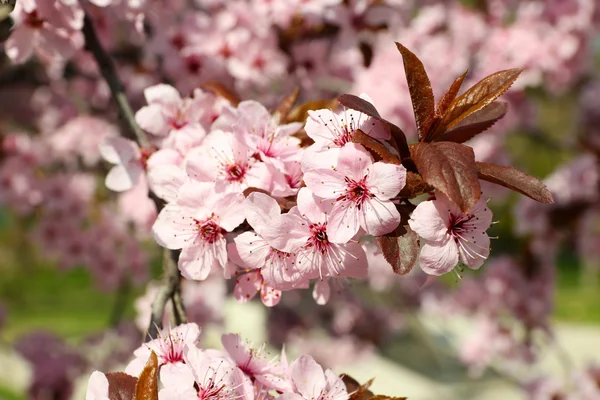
[273,87,300,123]
[133,351,159,400]
[368,396,408,400]
[398,171,433,198]
[352,129,401,165]
[442,68,522,130]
[376,207,419,275]
[338,94,410,160]
[436,102,508,143]
[411,142,481,213]
[342,375,375,400]
[106,372,137,400]
[287,99,338,123]
[476,162,554,204]
[395,42,435,141]
[199,81,241,106]
[427,69,469,141]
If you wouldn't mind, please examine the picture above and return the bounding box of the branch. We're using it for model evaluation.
[82,13,150,148]
[147,249,187,341]
[82,11,187,340]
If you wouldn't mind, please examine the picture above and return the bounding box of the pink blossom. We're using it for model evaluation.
[301,94,390,171]
[99,137,144,192]
[408,194,493,276]
[152,181,245,280]
[280,355,347,400]
[221,333,291,391]
[304,143,406,243]
[125,323,200,385]
[262,188,368,290]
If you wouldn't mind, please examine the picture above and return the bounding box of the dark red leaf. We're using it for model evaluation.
[287,99,338,123]
[352,129,401,165]
[436,102,508,143]
[342,375,375,400]
[273,87,300,123]
[476,162,554,204]
[411,142,481,213]
[427,69,469,141]
[376,207,419,275]
[398,171,433,198]
[338,94,410,160]
[133,351,159,400]
[442,68,522,130]
[107,372,137,400]
[395,42,435,141]
[368,396,408,400]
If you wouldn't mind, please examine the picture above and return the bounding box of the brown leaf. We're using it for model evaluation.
[287,99,338,123]
[337,94,410,160]
[106,372,138,400]
[342,375,375,400]
[352,129,400,165]
[398,171,433,198]
[395,42,435,141]
[368,396,408,400]
[200,81,241,106]
[273,87,300,124]
[376,208,419,275]
[411,142,481,213]
[442,68,522,130]
[436,102,508,143]
[133,351,159,400]
[476,162,554,204]
[427,69,469,141]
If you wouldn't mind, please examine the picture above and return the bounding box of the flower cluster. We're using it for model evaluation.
[86,323,349,400]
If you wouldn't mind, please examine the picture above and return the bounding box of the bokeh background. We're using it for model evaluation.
[0,0,600,399]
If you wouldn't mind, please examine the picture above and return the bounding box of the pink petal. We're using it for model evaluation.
[458,230,490,270]
[359,197,401,237]
[176,181,214,209]
[419,239,459,276]
[366,162,407,201]
[261,213,309,253]
[135,104,168,136]
[301,146,341,172]
[260,284,282,307]
[297,187,331,225]
[152,204,197,250]
[105,164,142,192]
[178,239,226,280]
[221,333,252,367]
[160,362,195,388]
[147,165,187,203]
[303,169,346,200]
[291,355,326,399]
[144,84,181,105]
[212,192,246,232]
[408,200,451,243]
[336,143,373,181]
[305,109,339,144]
[230,231,270,269]
[5,26,35,64]
[85,371,109,400]
[244,192,281,234]
[312,280,330,305]
[326,201,360,244]
[233,271,262,303]
[99,137,140,165]
[336,242,368,279]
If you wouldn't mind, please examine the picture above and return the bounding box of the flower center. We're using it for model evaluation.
[308,223,329,255]
[225,163,246,182]
[339,176,371,208]
[26,11,44,28]
[195,219,224,244]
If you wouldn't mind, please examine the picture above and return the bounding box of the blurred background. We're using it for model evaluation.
[0,0,600,399]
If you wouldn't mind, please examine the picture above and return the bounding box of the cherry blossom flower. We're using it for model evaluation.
[279,355,347,400]
[99,137,145,192]
[304,143,406,243]
[262,188,368,290]
[85,372,109,400]
[408,194,493,276]
[125,323,200,385]
[222,333,291,392]
[301,94,390,171]
[152,181,245,280]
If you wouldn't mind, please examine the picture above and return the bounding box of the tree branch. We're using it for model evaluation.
[82,11,187,340]
[82,13,150,148]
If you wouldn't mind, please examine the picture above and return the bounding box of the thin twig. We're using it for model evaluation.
[82,13,149,148]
